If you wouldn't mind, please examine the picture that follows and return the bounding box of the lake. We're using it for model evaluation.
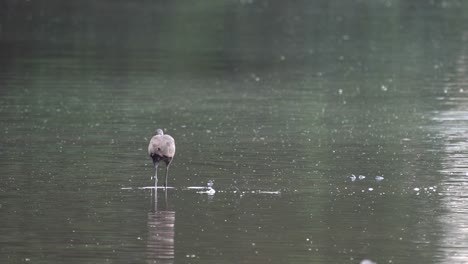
[1,1,468,263]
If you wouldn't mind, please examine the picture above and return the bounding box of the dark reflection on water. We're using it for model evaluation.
[147,189,175,264]
[1,1,468,264]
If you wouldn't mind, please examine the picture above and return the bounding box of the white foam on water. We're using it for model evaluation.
[375,175,384,181]
[186,186,209,190]
[197,188,216,195]
[120,186,176,190]
[121,186,281,195]
[257,190,281,194]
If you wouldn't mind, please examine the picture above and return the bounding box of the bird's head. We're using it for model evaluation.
[155,128,164,135]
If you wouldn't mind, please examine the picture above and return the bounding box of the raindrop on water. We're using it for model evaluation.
[360,259,376,264]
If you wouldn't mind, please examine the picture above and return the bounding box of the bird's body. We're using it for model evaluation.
[148,129,175,188]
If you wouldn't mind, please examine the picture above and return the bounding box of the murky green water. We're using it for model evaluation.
[2,1,468,263]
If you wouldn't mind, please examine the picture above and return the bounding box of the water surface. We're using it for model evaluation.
[1,1,468,263]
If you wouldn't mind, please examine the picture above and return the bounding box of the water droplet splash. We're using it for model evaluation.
[375,175,384,181]
[207,180,214,188]
[360,259,376,264]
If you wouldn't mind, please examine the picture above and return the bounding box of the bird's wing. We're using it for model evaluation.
[148,135,175,157]
[148,135,163,156]
[163,135,176,157]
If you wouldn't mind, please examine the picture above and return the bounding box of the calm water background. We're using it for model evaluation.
[1,1,468,263]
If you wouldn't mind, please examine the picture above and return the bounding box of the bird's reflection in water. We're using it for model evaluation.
[147,188,175,264]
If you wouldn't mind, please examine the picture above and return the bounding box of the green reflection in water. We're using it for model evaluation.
[1,1,468,264]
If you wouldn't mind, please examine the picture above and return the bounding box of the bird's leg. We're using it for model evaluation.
[164,159,172,190]
[164,165,170,190]
[153,161,159,187]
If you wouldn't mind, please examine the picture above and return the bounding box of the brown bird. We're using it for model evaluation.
[148,129,176,188]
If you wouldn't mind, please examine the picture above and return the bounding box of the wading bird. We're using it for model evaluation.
[148,129,175,188]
